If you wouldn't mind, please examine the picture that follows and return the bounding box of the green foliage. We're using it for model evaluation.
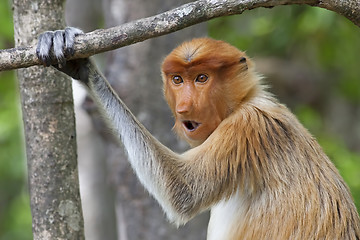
[0,0,14,49]
[0,70,32,239]
[0,70,32,240]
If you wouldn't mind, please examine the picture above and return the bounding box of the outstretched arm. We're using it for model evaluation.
[36,28,236,225]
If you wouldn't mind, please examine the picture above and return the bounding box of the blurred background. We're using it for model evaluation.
[0,0,359,239]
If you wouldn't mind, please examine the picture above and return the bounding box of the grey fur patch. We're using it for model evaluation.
[64,27,83,55]
[53,30,65,65]
[36,31,54,65]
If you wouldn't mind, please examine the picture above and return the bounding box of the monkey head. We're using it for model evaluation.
[161,38,258,147]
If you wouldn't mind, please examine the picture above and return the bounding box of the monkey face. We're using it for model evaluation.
[161,38,253,146]
[165,71,228,146]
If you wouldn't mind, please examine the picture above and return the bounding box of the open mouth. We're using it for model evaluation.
[182,120,201,132]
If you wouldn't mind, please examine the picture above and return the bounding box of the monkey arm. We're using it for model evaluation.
[84,64,238,225]
[35,27,231,224]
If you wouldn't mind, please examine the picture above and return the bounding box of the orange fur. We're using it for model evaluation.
[162,38,258,146]
[161,38,360,239]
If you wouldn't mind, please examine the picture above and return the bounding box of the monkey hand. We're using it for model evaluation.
[36,27,91,82]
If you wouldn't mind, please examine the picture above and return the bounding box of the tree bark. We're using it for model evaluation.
[2,0,359,71]
[12,0,84,239]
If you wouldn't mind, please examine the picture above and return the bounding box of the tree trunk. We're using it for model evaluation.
[12,0,84,239]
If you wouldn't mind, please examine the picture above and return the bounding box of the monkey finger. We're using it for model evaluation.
[53,30,67,68]
[36,31,54,66]
[64,27,83,56]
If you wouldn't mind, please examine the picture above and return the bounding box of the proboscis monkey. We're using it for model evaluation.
[37,27,360,239]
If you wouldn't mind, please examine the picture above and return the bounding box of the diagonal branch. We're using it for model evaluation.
[1,0,359,71]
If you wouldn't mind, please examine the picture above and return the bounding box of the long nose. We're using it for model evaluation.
[176,98,193,114]
[176,87,194,115]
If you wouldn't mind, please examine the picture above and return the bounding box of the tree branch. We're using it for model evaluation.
[1,0,359,71]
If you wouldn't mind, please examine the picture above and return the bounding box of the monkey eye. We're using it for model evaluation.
[195,74,208,83]
[172,75,183,85]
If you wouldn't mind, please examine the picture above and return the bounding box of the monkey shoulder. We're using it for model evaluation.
[203,95,318,165]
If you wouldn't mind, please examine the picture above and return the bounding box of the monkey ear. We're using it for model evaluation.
[239,57,247,64]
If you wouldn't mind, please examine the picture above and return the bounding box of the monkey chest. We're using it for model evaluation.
[207,194,246,240]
